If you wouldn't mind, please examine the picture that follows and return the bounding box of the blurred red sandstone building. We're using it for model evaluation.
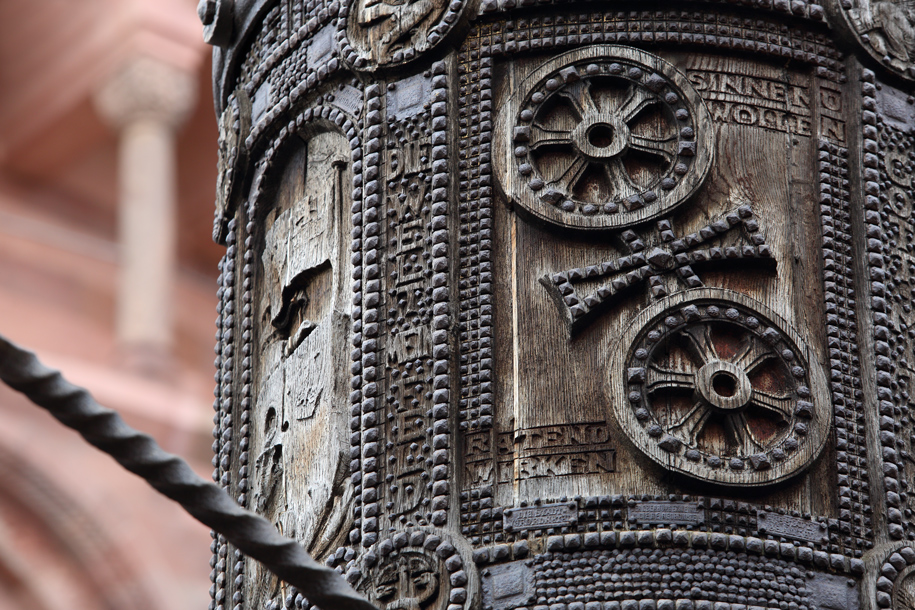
[0,1,220,608]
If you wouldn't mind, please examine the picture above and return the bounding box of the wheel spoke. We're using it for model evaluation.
[558,81,599,119]
[617,84,658,123]
[550,155,590,195]
[668,401,712,445]
[530,123,574,151]
[749,389,793,422]
[680,325,719,366]
[628,134,678,164]
[602,157,638,195]
[724,412,766,455]
[646,365,695,393]
[732,336,773,374]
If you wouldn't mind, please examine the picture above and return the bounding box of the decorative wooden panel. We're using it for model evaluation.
[203,1,915,608]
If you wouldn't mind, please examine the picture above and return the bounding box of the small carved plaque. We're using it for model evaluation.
[387,73,432,121]
[806,572,859,610]
[330,85,364,118]
[503,502,578,532]
[251,82,271,124]
[304,25,335,65]
[757,511,827,544]
[345,0,464,69]
[481,561,531,610]
[838,0,915,81]
[629,501,705,526]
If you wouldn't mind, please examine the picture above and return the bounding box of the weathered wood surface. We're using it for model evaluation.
[202,0,915,608]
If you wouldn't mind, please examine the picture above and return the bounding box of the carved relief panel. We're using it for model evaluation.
[245,128,354,605]
[483,41,840,506]
[835,0,915,81]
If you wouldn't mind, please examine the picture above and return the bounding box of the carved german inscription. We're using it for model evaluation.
[503,502,578,532]
[629,501,705,526]
[513,423,616,480]
[686,68,813,136]
[756,511,828,544]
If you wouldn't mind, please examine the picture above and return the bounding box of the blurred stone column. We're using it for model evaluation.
[96,57,196,371]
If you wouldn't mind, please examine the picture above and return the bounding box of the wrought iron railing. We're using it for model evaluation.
[0,335,374,610]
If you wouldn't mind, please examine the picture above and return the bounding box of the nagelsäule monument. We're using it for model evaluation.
[205,0,915,608]
[6,0,915,609]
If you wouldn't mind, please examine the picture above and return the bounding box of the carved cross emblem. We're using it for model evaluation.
[541,204,775,332]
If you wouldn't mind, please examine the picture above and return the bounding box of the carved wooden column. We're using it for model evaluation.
[96,57,197,367]
[205,1,915,609]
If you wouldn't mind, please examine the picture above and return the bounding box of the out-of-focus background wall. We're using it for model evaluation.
[0,0,221,608]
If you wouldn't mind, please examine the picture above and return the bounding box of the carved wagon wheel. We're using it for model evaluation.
[495,45,713,230]
[610,288,830,486]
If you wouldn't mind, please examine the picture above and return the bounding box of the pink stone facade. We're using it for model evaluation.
[0,1,220,608]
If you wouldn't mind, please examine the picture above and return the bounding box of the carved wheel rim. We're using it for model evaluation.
[610,288,830,486]
[496,45,713,230]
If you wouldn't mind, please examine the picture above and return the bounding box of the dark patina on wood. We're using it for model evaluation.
[203,0,915,608]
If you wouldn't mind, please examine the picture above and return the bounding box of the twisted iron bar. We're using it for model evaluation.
[0,335,376,610]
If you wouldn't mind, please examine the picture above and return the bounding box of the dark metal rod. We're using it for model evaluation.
[0,335,375,610]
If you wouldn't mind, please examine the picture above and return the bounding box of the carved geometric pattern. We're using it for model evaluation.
[863,542,915,610]
[818,133,872,558]
[543,205,774,332]
[611,288,831,486]
[496,45,713,230]
[479,0,831,23]
[861,70,915,545]
[456,49,495,434]
[456,15,864,553]
[358,63,453,544]
[210,230,239,610]
[486,548,858,610]
[463,492,864,569]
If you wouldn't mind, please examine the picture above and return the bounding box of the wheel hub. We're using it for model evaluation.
[696,360,752,413]
[572,112,630,160]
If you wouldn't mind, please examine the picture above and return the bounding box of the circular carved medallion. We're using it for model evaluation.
[342,0,468,70]
[353,531,469,610]
[837,0,915,81]
[369,550,440,608]
[495,45,713,231]
[894,564,915,609]
[610,288,830,486]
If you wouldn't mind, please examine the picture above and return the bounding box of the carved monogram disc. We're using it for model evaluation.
[837,0,915,80]
[610,288,830,486]
[495,45,713,230]
[343,0,466,69]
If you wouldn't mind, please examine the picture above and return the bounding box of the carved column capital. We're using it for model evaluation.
[95,56,197,130]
